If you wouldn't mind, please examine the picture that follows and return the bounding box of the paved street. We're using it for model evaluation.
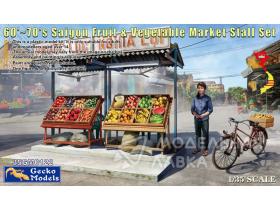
[0,105,280,185]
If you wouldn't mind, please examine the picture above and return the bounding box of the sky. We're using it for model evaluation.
[1,24,279,90]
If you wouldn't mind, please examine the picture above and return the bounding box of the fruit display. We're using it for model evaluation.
[85,98,98,108]
[54,108,70,121]
[149,114,164,124]
[78,109,94,122]
[105,109,122,123]
[113,95,125,108]
[73,98,86,108]
[138,96,152,108]
[66,108,81,121]
[135,108,150,123]
[44,108,60,120]
[52,96,66,107]
[124,95,139,109]
[152,96,168,108]
[120,109,135,123]
[104,94,171,126]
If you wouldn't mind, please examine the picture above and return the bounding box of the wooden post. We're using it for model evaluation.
[105,131,108,145]
[44,128,47,144]
[160,133,164,155]
[88,129,92,147]
[100,106,103,143]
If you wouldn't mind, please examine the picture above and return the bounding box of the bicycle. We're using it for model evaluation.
[212,117,268,170]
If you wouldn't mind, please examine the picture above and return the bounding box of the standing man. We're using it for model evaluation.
[191,82,213,156]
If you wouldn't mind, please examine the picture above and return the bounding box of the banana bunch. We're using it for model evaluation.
[106,109,122,123]
[135,108,149,123]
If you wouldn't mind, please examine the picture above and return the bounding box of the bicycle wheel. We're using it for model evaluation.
[212,138,238,170]
[251,129,267,155]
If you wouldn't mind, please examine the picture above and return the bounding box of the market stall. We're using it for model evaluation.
[103,94,172,154]
[41,95,104,147]
[32,28,184,148]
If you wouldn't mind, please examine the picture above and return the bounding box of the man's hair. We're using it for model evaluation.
[196,82,207,98]
[197,82,207,90]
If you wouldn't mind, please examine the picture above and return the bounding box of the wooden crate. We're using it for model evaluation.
[249,115,274,128]
[41,95,104,147]
[103,94,172,128]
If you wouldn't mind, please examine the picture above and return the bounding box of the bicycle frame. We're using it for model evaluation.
[233,123,259,149]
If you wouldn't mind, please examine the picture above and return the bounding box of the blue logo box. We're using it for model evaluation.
[4,166,61,183]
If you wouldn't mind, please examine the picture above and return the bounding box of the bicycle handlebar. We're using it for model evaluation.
[228,117,258,126]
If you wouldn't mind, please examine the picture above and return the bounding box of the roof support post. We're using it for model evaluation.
[108,69,112,108]
[173,49,178,139]
[51,72,55,135]
[104,68,108,116]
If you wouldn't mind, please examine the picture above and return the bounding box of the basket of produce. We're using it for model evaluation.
[249,113,274,128]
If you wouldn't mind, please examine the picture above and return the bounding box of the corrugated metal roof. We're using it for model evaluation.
[31,44,184,72]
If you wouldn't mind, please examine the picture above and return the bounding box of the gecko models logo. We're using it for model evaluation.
[4,166,61,183]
